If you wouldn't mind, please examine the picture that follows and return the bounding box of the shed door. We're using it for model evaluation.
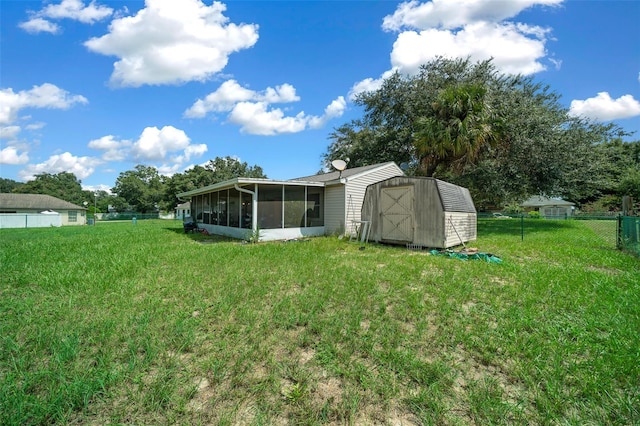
[381,186,414,242]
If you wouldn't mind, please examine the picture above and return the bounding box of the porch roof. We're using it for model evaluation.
[177,177,325,198]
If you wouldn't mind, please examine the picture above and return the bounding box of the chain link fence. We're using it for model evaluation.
[619,215,640,257]
[477,214,639,257]
[98,212,160,222]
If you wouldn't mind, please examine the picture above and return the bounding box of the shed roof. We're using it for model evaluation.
[435,179,476,213]
[521,196,574,207]
[0,193,86,210]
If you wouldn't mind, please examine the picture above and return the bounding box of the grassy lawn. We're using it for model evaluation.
[1,219,638,425]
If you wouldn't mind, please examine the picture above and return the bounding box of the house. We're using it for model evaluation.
[175,201,191,220]
[521,196,574,219]
[0,193,87,228]
[176,162,404,241]
[362,176,477,248]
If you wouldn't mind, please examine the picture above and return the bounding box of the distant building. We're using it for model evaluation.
[521,196,574,219]
[175,201,191,220]
[0,193,87,227]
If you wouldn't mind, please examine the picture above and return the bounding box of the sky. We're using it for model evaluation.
[1,0,639,193]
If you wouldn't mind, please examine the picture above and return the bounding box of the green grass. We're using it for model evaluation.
[1,219,638,425]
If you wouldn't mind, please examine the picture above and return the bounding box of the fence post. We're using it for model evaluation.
[616,214,622,250]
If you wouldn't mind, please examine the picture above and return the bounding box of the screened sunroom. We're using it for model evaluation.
[178,178,325,241]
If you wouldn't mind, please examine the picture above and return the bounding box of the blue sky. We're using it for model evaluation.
[1,0,639,193]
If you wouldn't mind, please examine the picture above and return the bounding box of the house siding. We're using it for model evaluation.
[343,163,404,236]
[324,185,345,235]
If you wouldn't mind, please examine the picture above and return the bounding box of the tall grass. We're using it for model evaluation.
[1,219,638,424]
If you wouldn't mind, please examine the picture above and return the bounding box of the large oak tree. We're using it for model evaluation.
[324,57,625,209]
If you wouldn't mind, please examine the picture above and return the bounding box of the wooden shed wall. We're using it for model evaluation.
[362,176,476,248]
[443,212,477,248]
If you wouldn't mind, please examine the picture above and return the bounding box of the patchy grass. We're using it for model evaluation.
[1,219,638,425]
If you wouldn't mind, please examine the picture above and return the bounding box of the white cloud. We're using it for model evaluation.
[382,0,562,32]
[0,146,29,165]
[84,0,259,87]
[351,0,561,97]
[19,18,61,34]
[308,96,347,129]
[184,79,300,117]
[39,0,114,24]
[88,135,131,161]
[349,69,398,100]
[19,0,113,34]
[228,102,309,135]
[132,126,191,161]
[0,83,88,125]
[82,183,113,193]
[0,126,21,140]
[25,122,46,131]
[18,152,101,181]
[390,21,549,76]
[569,92,640,121]
[88,126,207,166]
[185,80,345,135]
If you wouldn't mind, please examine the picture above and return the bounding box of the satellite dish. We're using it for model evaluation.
[331,159,347,171]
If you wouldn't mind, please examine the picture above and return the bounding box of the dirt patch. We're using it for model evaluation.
[447,344,527,422]
[313,376,344,406]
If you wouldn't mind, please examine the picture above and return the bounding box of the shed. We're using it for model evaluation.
[361,176,477,248]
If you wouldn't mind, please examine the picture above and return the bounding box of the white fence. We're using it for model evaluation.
[0,213,62,229]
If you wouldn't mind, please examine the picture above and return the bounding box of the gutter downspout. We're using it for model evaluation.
[235,184,257,234]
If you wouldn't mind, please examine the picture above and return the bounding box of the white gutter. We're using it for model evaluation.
[235,184,258,233]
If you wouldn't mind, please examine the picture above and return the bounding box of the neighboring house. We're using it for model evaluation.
[0,193,87,227]
[175,201,191,220]
[177,162,404,241]
[521,196,575,219]
[362,176,477,248]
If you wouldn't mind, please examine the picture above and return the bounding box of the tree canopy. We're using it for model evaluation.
[12,172,95,207]
[324,57,632,209]
[114,156,267,212]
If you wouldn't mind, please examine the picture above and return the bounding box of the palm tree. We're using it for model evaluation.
[414,83,501,176]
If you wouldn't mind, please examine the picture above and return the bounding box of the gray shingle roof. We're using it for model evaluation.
[521,196,574,207]
[0,193,86,210]
[293,162,398,182]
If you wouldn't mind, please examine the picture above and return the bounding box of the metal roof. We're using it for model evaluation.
[435,179,476,213]
[0,193,86,210]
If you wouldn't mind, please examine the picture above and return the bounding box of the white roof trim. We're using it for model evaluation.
[177,177,324,198]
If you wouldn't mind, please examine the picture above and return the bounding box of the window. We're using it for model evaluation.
[210,192,219,225]
[217,190,228,226]
[228,188,240,227]
[306,187,324,227]
[284,186,306,228]
[68,211,77,222]
[193,195,204,221]
[241,191,252,229]
[258,185,283,229]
